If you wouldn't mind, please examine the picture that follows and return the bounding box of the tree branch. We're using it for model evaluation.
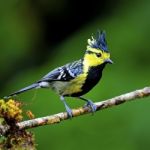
[1,87,150,135]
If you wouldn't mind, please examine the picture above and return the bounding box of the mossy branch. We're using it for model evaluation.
[1,87,150,136]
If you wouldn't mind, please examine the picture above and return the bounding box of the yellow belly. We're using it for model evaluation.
[51,74,87,96]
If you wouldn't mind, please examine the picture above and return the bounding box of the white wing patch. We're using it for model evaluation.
[57,68,65,80]
[66,67,76,78]
[39,82,50,88]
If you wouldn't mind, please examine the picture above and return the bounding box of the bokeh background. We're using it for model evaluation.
[1,0,150,149]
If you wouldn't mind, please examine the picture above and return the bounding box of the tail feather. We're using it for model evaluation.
[5,83,39,99]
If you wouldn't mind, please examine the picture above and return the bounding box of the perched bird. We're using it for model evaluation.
[5,31,113,118]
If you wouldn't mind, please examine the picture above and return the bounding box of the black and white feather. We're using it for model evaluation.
[39,59,83,83]
[5,59,83,98]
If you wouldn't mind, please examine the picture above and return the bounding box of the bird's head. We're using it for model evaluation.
[84,31,113,67]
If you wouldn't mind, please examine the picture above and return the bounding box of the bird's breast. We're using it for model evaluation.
[50,74,87,96]
[50,64,105,97]
[78,63,106,96]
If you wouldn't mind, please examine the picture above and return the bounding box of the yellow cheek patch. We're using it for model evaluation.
[83,53,103,71]
[84,47,111,72]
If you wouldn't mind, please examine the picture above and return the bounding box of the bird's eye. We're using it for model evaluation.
[96,53,101,57]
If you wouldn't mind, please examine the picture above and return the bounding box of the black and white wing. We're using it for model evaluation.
[38,59,83,82]
[5,59,83,97]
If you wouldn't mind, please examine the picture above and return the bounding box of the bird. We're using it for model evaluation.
[5,30,113,118]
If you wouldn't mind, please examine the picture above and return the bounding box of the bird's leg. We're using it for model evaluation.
[78,96,97,113]
[60,96,73,118]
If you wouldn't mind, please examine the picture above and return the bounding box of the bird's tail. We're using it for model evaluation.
[5,83,39,99]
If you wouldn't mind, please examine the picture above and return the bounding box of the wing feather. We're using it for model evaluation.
[38,59,83,82]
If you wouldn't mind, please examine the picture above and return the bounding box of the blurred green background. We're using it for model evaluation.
[1,0,150,149]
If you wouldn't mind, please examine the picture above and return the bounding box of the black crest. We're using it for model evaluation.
[88,31,108,52]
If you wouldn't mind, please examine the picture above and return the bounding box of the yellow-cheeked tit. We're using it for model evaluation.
[5,31,113,118]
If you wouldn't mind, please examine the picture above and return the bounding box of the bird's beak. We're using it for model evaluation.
[104,58,113,64]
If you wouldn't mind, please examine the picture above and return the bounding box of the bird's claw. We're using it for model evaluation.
[84,100,97,113]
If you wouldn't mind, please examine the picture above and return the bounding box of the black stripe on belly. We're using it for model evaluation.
[71,63,106,97]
